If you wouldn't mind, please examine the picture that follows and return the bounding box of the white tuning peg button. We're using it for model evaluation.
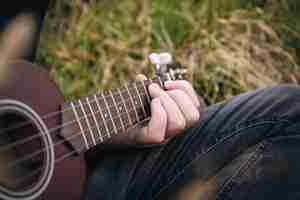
[149,52,173,74]
[149,52,173,65]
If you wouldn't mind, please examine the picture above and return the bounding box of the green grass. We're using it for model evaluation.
[38,0,300,104]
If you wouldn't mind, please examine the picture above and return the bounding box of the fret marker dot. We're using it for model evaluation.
[135,101,138,105]
[119,106,122,111]
[104,113,108,118]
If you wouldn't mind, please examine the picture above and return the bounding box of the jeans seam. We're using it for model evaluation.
[215,141,270,200]
[205,116,289,151]
[142,102,229,199]
[167,117,285,184]
[151,117,287,200]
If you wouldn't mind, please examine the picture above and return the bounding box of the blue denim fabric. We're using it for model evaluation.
[85,84,300,200]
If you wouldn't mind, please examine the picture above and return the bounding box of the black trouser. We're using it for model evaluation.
[85,84,300,200]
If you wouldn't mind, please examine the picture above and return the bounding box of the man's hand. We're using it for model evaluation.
[133,78,201,145]
[98,77,201,149]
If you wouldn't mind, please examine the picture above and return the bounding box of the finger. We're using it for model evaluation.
[149,83,186,137]
[136,98,167,144]
[135,74,147,81]
[167,90,200,128]
[164,80,200,108]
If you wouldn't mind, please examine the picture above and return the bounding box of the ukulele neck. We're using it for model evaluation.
[59,77,164,153]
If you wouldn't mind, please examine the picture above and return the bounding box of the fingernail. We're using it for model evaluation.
[148,84,160,96]
[149,83,159,90]
[148,84,155,92]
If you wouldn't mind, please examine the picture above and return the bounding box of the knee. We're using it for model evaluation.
[267,84,300,98]
[261,84,300,106]
[228,84,300,123]
[256,84,300,120]
[216,139,300,200]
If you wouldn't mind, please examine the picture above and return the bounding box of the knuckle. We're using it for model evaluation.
[189,109,200,124]
[179,118,186,130]
[172,89,186,98]
[193,109,200,121]
[176,89,186,96]
[147,126,165,144]
[170,116,186,133]
[180,80,192,89]
[151,135,165,144]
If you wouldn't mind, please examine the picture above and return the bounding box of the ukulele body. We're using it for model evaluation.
[0,61,86,200]
[0,56,184,200]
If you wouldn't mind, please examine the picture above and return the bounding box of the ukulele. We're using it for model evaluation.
[0,53,186,200]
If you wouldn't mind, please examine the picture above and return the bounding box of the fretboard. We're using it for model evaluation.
[60,77,163,153]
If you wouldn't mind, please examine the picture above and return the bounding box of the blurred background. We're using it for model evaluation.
[37,0,300,105]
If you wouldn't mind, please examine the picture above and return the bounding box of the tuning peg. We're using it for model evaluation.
[149,52,173,75]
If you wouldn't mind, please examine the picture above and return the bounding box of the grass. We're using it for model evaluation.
[38,0,300,104]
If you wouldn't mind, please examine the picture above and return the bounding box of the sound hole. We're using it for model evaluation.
[0,112,45,192]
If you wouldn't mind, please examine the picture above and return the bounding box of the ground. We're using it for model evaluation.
[38,0,300,104]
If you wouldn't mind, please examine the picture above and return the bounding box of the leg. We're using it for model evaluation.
[0,1,49,61]
[85,84,300,200]
[214,136,300,200]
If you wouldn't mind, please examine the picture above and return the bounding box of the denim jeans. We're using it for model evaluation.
[85,84,300,200]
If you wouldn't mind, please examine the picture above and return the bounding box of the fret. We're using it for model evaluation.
[60,75,169,153]
[86,97,103,142]
[118,88,132,126]
[70,102,89,149]
[141,80,151,104]
[78,99,96,145]
[134,82,147,117]
[99,92,118,135]
[94,95,110,139]
[103,91,123,134]
[128,84,145,120]
[110,90,126,131]
[136,81,151,117]
[125,85,139,122]
[120,86,138,124]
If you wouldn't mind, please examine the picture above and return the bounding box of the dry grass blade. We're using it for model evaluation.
[39,1,300,104]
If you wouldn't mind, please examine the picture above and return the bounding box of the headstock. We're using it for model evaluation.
[149,52,187,82]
